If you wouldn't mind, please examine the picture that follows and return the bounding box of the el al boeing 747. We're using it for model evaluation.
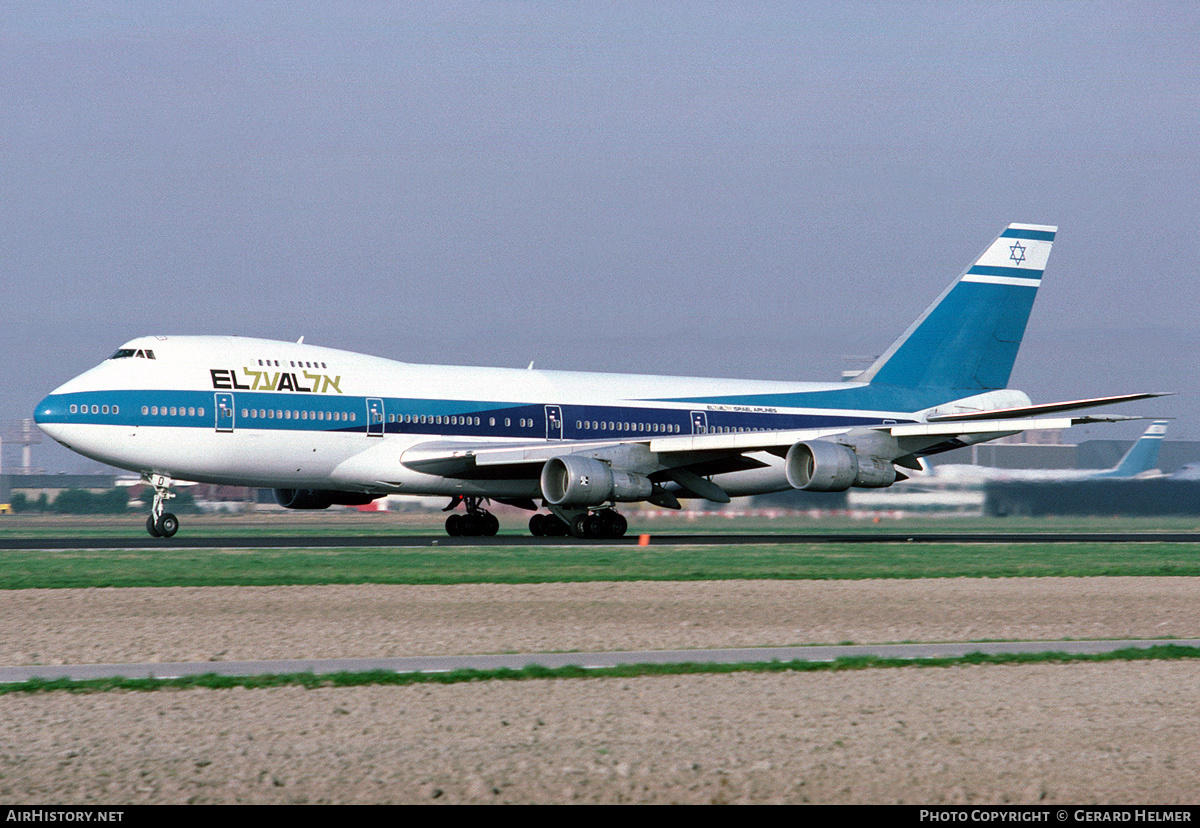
[34,224,1164,538]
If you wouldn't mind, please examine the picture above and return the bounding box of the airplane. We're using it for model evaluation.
[915,420,1171,483]
[34,223,1164,539]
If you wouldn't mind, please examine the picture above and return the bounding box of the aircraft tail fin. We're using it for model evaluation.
[1104,420,1169,478]
[856,223,1056,391]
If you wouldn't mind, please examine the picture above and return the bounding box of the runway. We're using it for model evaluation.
[4,638,1198,684]
[4,531,1200,550]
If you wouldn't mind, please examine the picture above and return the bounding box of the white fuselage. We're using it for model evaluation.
[35,335,999,500]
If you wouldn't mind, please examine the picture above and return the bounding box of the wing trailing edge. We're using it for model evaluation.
[923,392,1171,422]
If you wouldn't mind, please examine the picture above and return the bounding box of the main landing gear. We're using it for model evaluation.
[443,496,500,537]
[440,497,629,540]
[144,473,179,538]
[530,508,627,539]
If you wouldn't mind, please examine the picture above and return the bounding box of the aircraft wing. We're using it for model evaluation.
[396,413,1145,480]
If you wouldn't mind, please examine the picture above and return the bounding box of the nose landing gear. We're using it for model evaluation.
[144,473,179,538]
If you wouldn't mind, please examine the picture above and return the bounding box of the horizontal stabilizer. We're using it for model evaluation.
[924,392,1171,422]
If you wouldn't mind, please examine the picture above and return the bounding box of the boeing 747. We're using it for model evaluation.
[34,224,1163,538]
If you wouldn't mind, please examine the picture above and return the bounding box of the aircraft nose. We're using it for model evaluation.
[33,393,66,441]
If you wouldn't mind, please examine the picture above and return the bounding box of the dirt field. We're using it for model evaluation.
[3,577,1199,804]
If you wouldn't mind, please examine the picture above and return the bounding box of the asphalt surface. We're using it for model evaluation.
[4,531,1200,549]
[4,639,1197,684]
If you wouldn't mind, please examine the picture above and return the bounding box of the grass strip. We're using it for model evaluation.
[5,541,1200,589]
[4,644,1199,696]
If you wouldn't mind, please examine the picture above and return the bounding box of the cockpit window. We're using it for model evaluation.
[110,348,157,360]
[110,349,137,359]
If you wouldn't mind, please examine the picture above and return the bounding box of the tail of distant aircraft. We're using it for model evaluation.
[857,223,1056,392]
[1096,420,1169,479]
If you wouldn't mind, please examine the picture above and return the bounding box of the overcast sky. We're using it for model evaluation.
[3,1,1198,472]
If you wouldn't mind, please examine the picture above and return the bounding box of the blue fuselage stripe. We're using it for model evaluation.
[35,388,916,440]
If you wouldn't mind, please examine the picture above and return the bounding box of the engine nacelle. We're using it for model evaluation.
[274,488,378,509]
[540,456,653,507]
[784,440,897,492]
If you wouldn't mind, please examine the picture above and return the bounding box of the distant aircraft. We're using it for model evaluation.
[917,420,1170,483]
[34,223,1163,538]
[1168,462,1200,481]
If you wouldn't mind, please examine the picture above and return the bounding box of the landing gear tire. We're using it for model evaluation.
[445,499,500,537]
[530,513,570,537]
[155,512,179,538]
[529,514,545,536]
[566,509,628,539]
[482,512,500,536]
[608,511,628,537]
[144,473,179,538]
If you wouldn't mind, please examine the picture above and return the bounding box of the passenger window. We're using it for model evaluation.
[70,405,78,413]
[142,406,148,415]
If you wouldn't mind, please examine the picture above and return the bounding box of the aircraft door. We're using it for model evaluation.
[366,398,384,437]
[545,405,563,440]
[215,393,235,432]
[690,411,708,434]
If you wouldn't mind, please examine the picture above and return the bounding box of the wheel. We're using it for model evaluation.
[570,514,589,539]
[459,512,482,536]
[146,515,162,538]
[529,513,546,536]
[611,512,628,537]
[155,512,179,538]
[546,515,570,536]
[585,513,605,538]
[445,513,462,536]
[482,512,500,536]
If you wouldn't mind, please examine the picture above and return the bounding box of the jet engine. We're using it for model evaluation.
[540,455,653,507]
[274,488,379,509]
[784,440,897,492]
